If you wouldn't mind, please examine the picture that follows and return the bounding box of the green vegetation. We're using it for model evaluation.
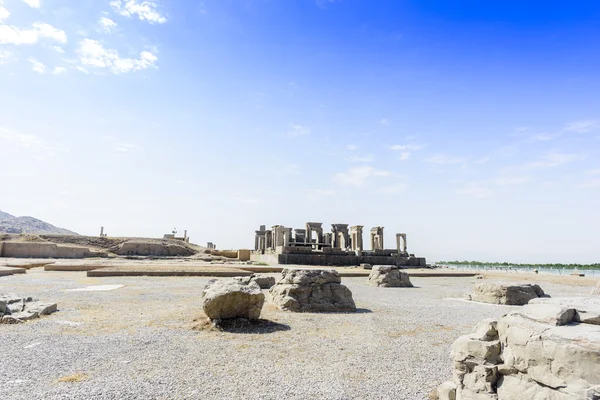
[437,261,600,270]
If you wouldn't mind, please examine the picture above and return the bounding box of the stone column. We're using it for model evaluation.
[370,227,384,250]
[350,225,364,252]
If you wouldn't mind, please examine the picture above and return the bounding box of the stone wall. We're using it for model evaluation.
[0,242,92,259]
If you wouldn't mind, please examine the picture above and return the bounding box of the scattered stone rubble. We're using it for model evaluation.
[0,293,57,324]
[269,268,356,312]
[469,283,547,305]
[201,279,265,321]
[234,274,276,289]
[437,296,600,400]
[367,265,413,287]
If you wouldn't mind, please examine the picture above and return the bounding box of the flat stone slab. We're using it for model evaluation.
[65,285,125,292]
[0,266,26,276]
[87,265,253,277]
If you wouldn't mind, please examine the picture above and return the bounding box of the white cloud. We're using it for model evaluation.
[346,144,358,151]
[523,153,579,170]
[21,0,40,8]
[52,66,66,74]
[99,17,117,33]
[0,128,44,148]
[578,179,600,188]
[379,182,408,194]
[390,144,424,151]
[0,22,67,45]
[52,45,65,53]
[530,132,558,141]
[0,6,9,23]
[283,124,310,138]
[110,0,167,24]
[78,39,157,74]
[563,120,598,133]
[380,118,389,126]
[456,186,491,199]
[494,176,531,186]
[347,155,373,163]
[284,164,301,175]
[305,189,335,201]
[398,152,410,161]
[115,142,136,153]
[424,154,464,164]
[473,156,490,164]
[0,127,63,160]
[333,166,391,187]
[28,57,45,73]
[0,48,12,64]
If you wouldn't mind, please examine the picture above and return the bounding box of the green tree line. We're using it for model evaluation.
[437,261,600,270]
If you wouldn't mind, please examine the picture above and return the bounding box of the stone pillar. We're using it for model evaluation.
[396,233,407,254]
[331,224,349,249]
[350,225,364,252]
[370,227,384,250]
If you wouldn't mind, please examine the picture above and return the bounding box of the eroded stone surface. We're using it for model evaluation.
[438,296,600,400]
[0,294,57,324]
[234,274,276,289]
[269,268,356,312]
[201,279,265,320]
[366,266,413,287]
[470,283,547,305]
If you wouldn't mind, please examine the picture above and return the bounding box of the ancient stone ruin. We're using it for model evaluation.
[1,293,57,324]
[437,296,600,400]
[234,274,276,289]
[251,222,424,267]
[469,283,547,305]
[269,268,356,312]
[201,279,265,321]
[367,265,414,287]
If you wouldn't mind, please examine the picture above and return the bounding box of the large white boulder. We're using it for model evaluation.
[470,283,547,305]
[438,296,600,400]
[366,266,413,287]
[201,279,265,321]
[269,268,356,312]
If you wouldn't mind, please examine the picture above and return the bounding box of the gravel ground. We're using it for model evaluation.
[0,269,588,400]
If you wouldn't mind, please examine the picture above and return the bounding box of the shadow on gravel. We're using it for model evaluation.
[193,318,291,334]
[355,308,373,313]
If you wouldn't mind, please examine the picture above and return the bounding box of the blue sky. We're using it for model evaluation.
[1,0,599,263]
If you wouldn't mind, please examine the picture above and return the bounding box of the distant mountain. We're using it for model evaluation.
[0,210,77,235]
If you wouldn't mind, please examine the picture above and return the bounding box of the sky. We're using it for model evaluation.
[1,0,599,263]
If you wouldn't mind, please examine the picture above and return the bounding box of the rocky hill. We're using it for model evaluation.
[0,210,77,235]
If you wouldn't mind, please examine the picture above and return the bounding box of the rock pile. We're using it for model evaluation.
[437,296,600,400]
[201,279,265,321]
[234,274,276,289]
[366,266,413,287]
[269,268,356,312]
[0,294,57,324]
[469,283,547,305]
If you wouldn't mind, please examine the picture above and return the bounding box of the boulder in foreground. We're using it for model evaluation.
[367,265,413,287]
[202,279,265,320]
[437,296,600,400]
[469,282,547,305]
[269,268,356,312]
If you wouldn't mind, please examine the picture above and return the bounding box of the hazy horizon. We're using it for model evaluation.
[1,0,599,264]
